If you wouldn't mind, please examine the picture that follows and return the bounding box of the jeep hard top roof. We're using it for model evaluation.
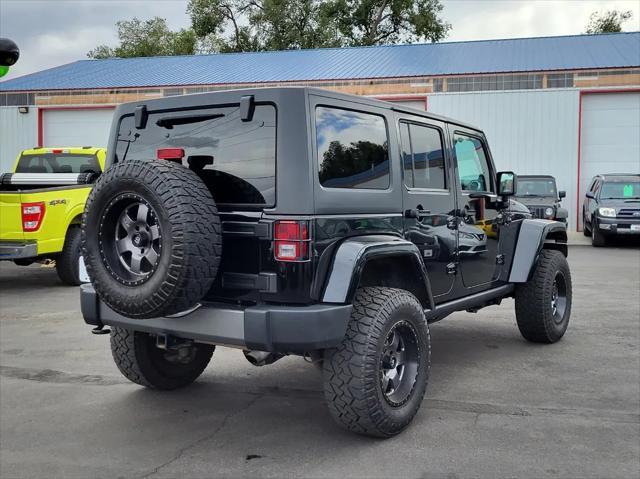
[519,175,556,180]
[112,86,481,132]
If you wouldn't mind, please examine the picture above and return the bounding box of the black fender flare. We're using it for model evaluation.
[509,219,568,283]
[320,235,435,309]
[555,207,569,221]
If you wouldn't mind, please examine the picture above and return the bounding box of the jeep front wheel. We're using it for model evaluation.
[323,287,430,437]
[515,249,572,343]
[110,327,214,390]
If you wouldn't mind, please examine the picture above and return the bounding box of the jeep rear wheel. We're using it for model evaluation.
[515,249,572,343]
[323,287,430,437]
[82,160,221,319]
[110,327,214,390]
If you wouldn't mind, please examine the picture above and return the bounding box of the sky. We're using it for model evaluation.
[1,0,639,79]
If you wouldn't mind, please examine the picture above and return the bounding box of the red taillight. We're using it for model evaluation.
[22,202,46,232]
[274,220,310,262]
[51,149,63,154]
[156,148,185,160]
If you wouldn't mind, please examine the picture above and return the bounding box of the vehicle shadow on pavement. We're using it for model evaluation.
[0,263,65,291]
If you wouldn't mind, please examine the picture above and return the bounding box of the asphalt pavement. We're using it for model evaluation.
[1,245,639,478]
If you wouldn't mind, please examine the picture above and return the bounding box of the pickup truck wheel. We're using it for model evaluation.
[110,327,214,390]
[56,226,82,286]
[515,250,572,343]
[323,287,430,438]
[82,160,221,319]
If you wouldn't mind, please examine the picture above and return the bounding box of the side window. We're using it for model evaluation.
[316,106,389,189]
[399,121,446,190]
[453,133,493,192]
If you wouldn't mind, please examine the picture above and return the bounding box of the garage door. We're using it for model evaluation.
[42,108,115,148]
[579,92,640,228]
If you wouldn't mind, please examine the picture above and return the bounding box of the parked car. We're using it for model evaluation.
[80,88,571,437]
[515,175,568,223]
[582,173,640,246]
[0,147,106,284]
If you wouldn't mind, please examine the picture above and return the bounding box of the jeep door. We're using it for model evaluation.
[396,114,456,298]
[450,127,501,289]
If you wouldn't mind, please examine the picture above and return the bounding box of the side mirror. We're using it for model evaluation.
[585,191,595,199]
[558,190,566,199]
[497,171,517,197]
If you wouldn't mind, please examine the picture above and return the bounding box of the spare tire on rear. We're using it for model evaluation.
[82,160,221,319]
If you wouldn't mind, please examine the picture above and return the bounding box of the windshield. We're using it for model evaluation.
[600,181,640,199]
[516,178,557,197]
[15,153,100,174]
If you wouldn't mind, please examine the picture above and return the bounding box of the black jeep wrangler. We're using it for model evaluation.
[81,88,572,438]
[515,175,568,223]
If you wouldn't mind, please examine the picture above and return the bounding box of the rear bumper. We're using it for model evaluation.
[80,284,352,353]
[596,217,640,235]
[0,241,37,260]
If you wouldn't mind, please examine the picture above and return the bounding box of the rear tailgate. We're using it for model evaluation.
[0,192,24,241]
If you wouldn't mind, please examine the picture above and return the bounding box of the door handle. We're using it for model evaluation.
[405,208,431,219]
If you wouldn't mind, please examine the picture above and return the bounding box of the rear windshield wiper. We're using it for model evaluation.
[156,113,225,129]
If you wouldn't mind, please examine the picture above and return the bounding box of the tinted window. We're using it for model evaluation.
[116,104,276,206]
[454,133,493,192]
[400,122,446,189]
[15,153,100,174]
[316,106,389,189]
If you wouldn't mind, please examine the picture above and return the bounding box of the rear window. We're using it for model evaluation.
[15,153,100,174]
[316,106,389,189]
[115,104,276,206]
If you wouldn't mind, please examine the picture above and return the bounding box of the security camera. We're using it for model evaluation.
[0,38,20,67]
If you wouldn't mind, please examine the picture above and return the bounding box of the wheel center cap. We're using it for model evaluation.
[132,232,148,248]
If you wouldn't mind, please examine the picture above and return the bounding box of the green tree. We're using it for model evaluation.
[585,9,633,34]
[88,17,197,58]
[187,0,450,52]
[325,0,450,46]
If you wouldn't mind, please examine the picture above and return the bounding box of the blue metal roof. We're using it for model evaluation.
[1,32,639,92]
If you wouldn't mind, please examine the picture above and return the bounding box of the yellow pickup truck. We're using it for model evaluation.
[0,147,106,285]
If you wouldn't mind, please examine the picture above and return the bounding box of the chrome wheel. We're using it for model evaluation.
[380,321,420,406]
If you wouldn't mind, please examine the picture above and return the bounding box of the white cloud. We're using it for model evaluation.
[442,0,640,42]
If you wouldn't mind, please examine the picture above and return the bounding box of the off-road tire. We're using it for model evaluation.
[323,287,430,438]
[591,224,606,247]
[82,160,221,319]
[515,249,572,343]
[110,327,214,390]
[56,226,82,286]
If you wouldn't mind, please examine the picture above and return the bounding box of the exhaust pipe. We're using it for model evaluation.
[243,350,283,367]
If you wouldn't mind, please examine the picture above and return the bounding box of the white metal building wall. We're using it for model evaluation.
[428,89,581,230]
[0,107,38,173]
